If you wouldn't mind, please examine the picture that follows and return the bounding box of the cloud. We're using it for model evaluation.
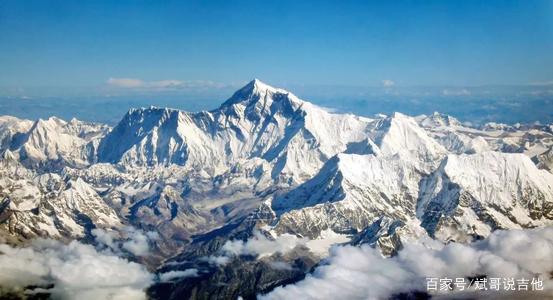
[524,89,553,96]
[528,80,553,86]
[158,269,199,282]
[0,239,154,300]
[106,78,225,90]
[91,227,117,249]
[0,227,160,299]
[92,226,158,256]
[261,227,553,300]
[107,78,145,88]
[221,231,306,257]
[200,255,231,266]
[122,228,155,256]
[202,231,307,266]
[442,88,471,96]
[269,261,295,271]
[107,77,179,89]
[382,80,395,87]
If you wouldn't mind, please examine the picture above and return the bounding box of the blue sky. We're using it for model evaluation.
[0,1,552,124]
[1,0,552,90]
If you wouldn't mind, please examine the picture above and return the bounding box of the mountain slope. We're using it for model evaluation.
[271,153,422,238]
[0,156,121,242]
[418,151,553,242]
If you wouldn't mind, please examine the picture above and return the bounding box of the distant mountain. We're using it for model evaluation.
[1,80,552,298]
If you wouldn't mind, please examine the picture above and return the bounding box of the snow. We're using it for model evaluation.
[441,152,553,207]
[0,78,552,256]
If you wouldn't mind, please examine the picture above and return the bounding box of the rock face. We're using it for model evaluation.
[0,79,553,297]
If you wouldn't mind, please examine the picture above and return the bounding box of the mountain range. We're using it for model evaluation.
[1,79,553,299]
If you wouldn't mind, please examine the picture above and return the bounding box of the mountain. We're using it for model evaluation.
[0,116,33,152]
[3,116,108,170]
[98,79,373,184]
[270,153,422,239]
[0,155,121,243]
[535,146,553,171]
[0,79,552,298]
[418,152,553,241]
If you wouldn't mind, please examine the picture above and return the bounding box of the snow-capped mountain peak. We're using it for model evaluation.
[368,112,447,166]
[220,79,304,110]
[96,80,374,182]
[418,112,462,128]
[9,116,107,169]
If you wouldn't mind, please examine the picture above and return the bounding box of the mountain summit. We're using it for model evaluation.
[221,79,297,107]
[218,79,305,123]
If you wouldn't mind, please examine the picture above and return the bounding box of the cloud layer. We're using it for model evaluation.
[92,226,158,256]
[0,227,160,300]
[382,79,395,87]
[203,231,307,266]
[106,77,225,90]
[0,239,154,300]
[261,227,553,300]
[158,269,199,282]
[221,231,306,258]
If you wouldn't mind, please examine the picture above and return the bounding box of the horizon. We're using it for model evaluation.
[1,78,552,126]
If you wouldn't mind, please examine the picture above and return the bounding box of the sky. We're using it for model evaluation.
[0,0,552,124]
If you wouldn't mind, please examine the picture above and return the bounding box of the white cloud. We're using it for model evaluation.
[158,269,199,282]
[107,78,145,88]
[0,227,160,299]
[382,79,395,87]
[528,80,553,86]
[91,227,117,249]
[201,255,231,266]
[122,228,153,256]
[201,231,307,267]
[92,226,158,256]
[261,227,553,300]
[221,231,306,258]
[107,77,179,89]
[442,88,471,96]
[525,89,553,96]
[0,239,154,300]
[269,261,294,271]
[106,78,225,90]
